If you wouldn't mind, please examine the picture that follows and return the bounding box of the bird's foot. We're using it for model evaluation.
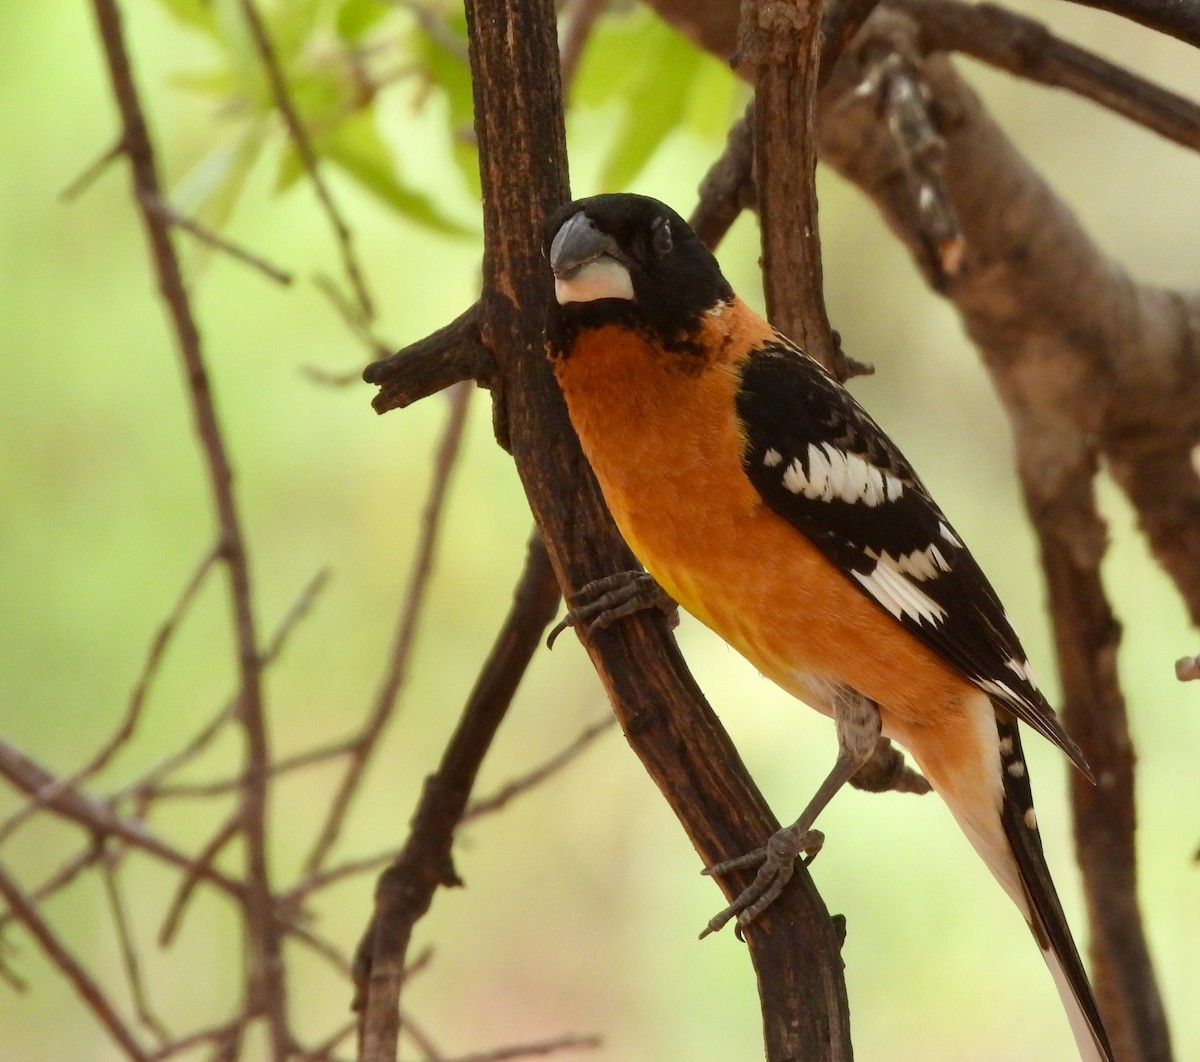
[699,825,825,939]
[546,570,678,648]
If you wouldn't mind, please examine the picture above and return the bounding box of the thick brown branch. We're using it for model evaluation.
[904,0,1200,153]
[1063,0,1200,49]
[355,533,561,1059]
[821,13,1178,1056]
[689,102,756,251]
[364,303,494,412]
[741,0,837,366]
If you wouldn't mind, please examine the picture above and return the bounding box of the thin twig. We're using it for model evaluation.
[60,135,125,201]
[144,1019,242,1062]
[0,546,220,847]
[158,815,241,946]
[441,1034,602,1062]
[463,716,614,822]
[0,742,243,900]
[0,842,107,933]
[142,195,294,285]
[100,851,172,1044]
[304,382,473,877]
[314,273,393,362]
[115,567,329,804]
[237,0,375,319]
[0,861,150,1061]
[89,0,286,1050]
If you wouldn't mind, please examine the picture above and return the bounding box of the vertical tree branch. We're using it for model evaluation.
[455,0,852,1057]
[87,0,286,1053]
[741,0,837,367]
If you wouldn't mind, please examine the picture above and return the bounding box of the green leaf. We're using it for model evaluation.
[150,0,219,38]
[335,0,391,42]
[278,110,473,237]
[410,11,479,198]
[596,24,705,190]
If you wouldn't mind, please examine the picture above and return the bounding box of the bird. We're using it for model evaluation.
[542,192,1114,1062]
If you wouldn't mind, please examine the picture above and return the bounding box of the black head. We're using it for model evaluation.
[543,194,733,353]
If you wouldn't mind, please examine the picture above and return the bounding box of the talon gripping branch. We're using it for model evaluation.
[544,192,1113,1062]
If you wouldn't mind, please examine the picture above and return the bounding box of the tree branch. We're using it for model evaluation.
[236,0,374,318]
[742,0,836,368]
[1063,0,1200,49]
[362,0,854,1057]
[0,861,150,1061]
[355,533,561,1059]
[364,304,494,412]
[903,0,1200,152]
[88,0,285,1049]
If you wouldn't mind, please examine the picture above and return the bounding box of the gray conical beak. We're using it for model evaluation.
[550,211,612,279]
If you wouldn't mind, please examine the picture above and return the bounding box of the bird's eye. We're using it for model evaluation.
[651,215,673,258]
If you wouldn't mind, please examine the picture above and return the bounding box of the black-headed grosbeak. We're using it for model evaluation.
[543,193,1113,1062]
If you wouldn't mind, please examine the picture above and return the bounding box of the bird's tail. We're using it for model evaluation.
[990,716,1114,1062]
[905,694,1114,1060]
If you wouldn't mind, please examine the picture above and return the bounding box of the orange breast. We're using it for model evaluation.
[552,300,976,740]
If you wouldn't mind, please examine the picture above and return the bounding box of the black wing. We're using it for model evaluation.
[735,340,1089,776]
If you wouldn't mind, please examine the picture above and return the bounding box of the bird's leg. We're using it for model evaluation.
[546,569,679,648]
[700,687,882,939]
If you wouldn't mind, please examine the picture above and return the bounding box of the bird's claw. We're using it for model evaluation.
[699,827,824,940]
[546,570,678,648]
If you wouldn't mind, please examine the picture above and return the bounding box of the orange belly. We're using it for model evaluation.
[553,308,974,740]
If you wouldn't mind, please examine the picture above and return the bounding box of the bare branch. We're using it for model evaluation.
[1175,654,1200,681]
[444,1034,602,1062]
[60,135,125,201]
[1062,0,1200,49]
[314,274,394,362]
[363,304,494,412]
[158,816,241,946]
[0,742,242,900]
[0,861,149,1061]
[142,195,295,285]
[88,0,286,1048]
[355,533,561,1057]
[689,102,756,251]
[463,715,614,822]
[903,0,1200,152]
[741,0,838,366]
[236,0,375,319]
[100,852,171,1043]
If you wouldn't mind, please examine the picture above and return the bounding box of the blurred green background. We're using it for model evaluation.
[1,2,1198,1059]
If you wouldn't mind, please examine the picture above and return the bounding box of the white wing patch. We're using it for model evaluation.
[853,553,947,626]
[864,544,951,582]
[762,448,783,468]
[938,520,963,547]
[1004,656,1039,688]
[780,443,904,506]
